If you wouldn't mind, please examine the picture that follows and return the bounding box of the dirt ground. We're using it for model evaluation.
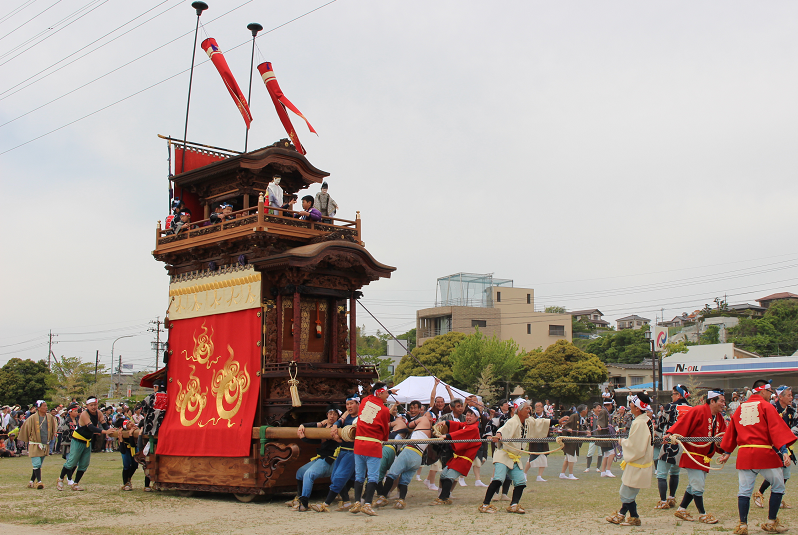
[1,452,795,535]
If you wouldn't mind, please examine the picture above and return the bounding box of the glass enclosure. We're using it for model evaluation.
[435,273,513,308]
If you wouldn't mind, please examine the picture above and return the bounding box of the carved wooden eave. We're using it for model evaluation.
[172,141,330,202]
[258,241,395,291]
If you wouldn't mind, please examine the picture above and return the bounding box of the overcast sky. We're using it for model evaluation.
[2,1,797,370]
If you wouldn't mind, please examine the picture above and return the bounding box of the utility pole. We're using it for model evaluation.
[94,350,99,394]
[47,330,57,370]
[148,317,164,370]
[117,354,122,398]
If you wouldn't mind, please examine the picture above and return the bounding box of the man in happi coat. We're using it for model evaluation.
[350,382,393,516]
[479,398,532,514]
[718,380,798,535]
[754,385,798,510]
[606,392,654,526]
[666,388,727,524]
[430,406,482,506]
[656,384,692,509]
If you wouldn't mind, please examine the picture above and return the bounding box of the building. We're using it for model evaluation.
[661,343,798,392]
[383,339,409,376]
[416,273,572,352]
[570,309,611,329]
[725,303,767,316]
[756,292,798,309]
[604,359,658,390]
[659,314,692,328]
[616,315,651,330]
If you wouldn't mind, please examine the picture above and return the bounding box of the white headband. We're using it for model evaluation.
[707,390,723,400]
[630,395,649,411]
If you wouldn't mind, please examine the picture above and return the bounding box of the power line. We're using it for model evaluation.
[0,0,109,66]
[0,335,46,348]
[0,0,180,101]
[0,0,339,155]
[0,1,38,27]
[0,0,63,43]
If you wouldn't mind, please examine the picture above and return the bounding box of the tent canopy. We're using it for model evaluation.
[389,376,477,405]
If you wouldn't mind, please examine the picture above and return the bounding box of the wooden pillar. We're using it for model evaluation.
[243,193,250,210]
[330,299,338,364]
[204,203,211,220]
[293,291,301,361]
[275,294,282,363]
[349,296,357,366]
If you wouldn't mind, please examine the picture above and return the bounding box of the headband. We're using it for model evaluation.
[373,388,387,395]
[512,398,527,411]
[346,395,360,402]
[675,384,690,398]
[86,397,98,404]
[753,382,772,393]
[468,407,481,419]
[35,400,46,408]
[776,385,792,395]
[630,395,649,411]
[707,390,724,400]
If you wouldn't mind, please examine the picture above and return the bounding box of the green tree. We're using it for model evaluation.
[396,328,416,352]
[519,340,607,404]
[450,329,522,391]
[572,317,596,334]
[394,331,465,384]
[358,354,393,384]
[49,356,107,404]
[356,324,388,358]
[701,325,721,345]
[728,300,798,355]
[584,328,650,364]
[661,341,690,358]
[545,306,567,314]
[474,364,500,406]
[0,358,52,407]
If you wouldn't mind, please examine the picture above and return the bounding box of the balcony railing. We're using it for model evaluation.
[418,327,451,339]
[154,192,361,254]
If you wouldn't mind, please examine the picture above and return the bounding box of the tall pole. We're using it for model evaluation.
[47,330,52,370]
[149,317,163,370]
[94,350,99,393]
[243,22,263,153]
[181,1,209,175]
[111,334,137,400]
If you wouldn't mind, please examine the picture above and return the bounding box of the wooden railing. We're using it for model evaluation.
[155,193,362,252]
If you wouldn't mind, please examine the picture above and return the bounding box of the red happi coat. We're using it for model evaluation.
[720,396,797,470]
[353,395,390,458]
[667,403,726,472]
[446,421,481,475]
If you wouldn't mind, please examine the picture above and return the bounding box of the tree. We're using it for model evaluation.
[545,306,567,314]
[356,324,388,358]
[519,340,607,404]
[450,329,522,391]
[661,341,690,358]
[396,328,416,353]
[728,300,798,356]
[358,354,393,384]
[0,358,52,407]
[49,356,107,404]
[474,364,500,406]
[701,325,721,345]
[394,331,465,384]
[584,328,650,363]
[572,317,596,334]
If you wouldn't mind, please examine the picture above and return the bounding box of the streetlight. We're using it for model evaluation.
[644,329,657,406]
[111,334,138,399]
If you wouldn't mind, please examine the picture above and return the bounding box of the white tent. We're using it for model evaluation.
[389,376,478,405]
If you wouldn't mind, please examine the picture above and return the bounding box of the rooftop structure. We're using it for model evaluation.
[435,272,513,308]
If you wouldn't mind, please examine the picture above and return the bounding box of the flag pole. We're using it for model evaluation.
[181,1,209,176]
[244,22,263,154]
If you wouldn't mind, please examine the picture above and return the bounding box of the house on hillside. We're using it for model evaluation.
[570,309,611,329]
[659,314,692,327]
[725,303,766,317]
[756,292,798,309]
[616,315,651,330]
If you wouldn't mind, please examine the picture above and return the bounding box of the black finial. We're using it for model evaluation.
[192,2,208,16]
[247,22,263,37]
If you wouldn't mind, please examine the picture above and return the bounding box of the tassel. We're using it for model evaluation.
[315,302,322,338]
[289,361,302,407]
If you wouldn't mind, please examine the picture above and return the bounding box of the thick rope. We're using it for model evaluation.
[383,435,722,445]
[669,434,725,471]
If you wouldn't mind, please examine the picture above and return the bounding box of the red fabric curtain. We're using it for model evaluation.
[173,146,226,175]
[158,309,261,457]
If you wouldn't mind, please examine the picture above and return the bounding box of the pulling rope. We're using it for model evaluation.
[383,435,722,446]
[668,433,726,470]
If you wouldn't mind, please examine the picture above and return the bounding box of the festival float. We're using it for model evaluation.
[141,4,395,500]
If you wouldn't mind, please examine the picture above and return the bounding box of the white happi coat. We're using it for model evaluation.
[620,412,654,489]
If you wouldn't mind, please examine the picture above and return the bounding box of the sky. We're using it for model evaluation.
[1,1,797,371]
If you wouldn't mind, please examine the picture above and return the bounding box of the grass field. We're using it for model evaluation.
[0,450,795,535]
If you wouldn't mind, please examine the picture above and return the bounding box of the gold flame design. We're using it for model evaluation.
[175,365,207,427]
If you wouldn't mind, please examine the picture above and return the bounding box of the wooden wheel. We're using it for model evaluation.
[234,493,256,503]
[176,490,195,497]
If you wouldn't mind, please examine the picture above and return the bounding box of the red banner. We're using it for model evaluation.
[258,62,316,155]
[201,38,253,128]
[158,309,261,457]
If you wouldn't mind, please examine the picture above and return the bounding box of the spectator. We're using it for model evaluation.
[281,194,298,217]
[314,182,338,222]
[208,204,225,224]
[296,195,321,222]
[1,405,11,431]
[171,209,192,234]
[59,404,79,459]
[0,437,11,457]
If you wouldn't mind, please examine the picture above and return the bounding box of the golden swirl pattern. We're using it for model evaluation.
[208,345,251,427]
[175,365,208,427]
[182,322,220,369]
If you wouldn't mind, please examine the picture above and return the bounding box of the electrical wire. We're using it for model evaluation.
[0,335,46,348]
[0,0,181,101]
[0,0,61,42]
[0,0,339,155]
[0,0,109,65]
[0,1,38,27]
